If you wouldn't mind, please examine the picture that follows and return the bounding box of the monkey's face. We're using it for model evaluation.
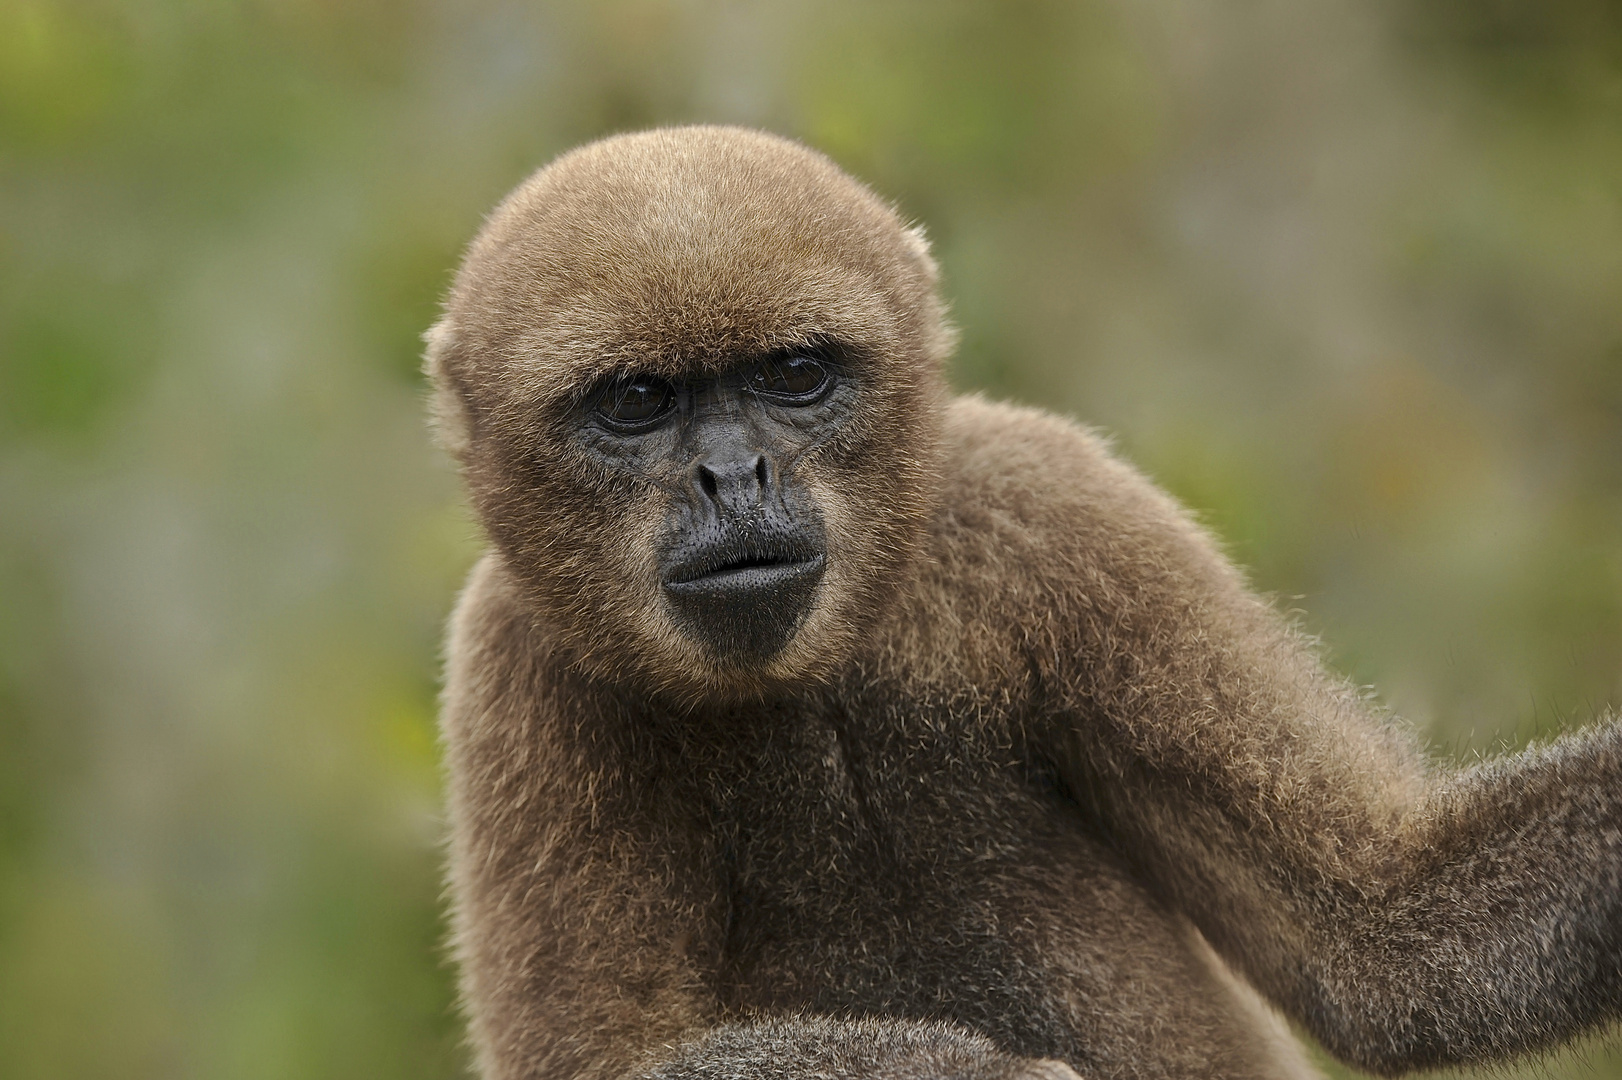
[583,352,848,663]
[428,127,953,700]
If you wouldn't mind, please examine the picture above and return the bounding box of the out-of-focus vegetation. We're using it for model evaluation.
[1,1,1619,1077]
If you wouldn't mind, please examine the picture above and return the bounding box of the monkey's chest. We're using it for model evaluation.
[705,711,1134,1056]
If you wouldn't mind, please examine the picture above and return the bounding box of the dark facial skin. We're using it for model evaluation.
[576,351,855,661]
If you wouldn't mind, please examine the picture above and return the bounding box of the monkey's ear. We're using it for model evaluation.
[423,317,473,461]
[901,223,941,287]
[900,222,959,362]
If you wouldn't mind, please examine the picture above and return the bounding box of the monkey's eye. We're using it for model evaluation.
[595,377,675,429]
[747,355,831,403]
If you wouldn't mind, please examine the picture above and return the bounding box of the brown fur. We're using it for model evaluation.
[428,126,1622,1079]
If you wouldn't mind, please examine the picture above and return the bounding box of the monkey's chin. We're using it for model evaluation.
[661,556,825,663]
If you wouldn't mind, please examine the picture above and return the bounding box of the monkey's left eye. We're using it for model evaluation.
[748,356,831,403]
[596,377,675,428]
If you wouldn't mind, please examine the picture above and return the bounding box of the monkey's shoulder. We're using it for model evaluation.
[938,394,1132,523]
[929,395,1221,601]
[870,395,1244,695]
[441,552,586,730]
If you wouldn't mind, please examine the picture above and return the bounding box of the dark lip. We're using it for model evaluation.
[663,552,825,590]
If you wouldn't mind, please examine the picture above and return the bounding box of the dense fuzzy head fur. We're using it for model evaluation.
[427,127,950,699]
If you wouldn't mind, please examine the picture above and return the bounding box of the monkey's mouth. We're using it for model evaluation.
[663,551,825,589]
[659,542,827,661]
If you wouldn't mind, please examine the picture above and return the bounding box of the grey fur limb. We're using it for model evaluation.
[1312,722,1622,1070]
[1051,472,1622,1073]
[639,1016,1083,1080]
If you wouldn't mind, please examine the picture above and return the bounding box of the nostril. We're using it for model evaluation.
[698,465,719,500]
[754,456,770,488]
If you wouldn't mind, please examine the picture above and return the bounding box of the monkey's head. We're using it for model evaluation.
[428,127,953,701]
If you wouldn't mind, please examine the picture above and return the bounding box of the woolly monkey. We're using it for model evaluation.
[426,126,1622,1080]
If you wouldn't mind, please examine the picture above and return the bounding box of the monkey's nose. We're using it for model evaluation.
[695,454,771,513]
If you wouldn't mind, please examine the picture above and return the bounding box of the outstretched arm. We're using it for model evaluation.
[443,556,1082,1080]
[1035,434,1622,1074]
[640,1018,1081,1080]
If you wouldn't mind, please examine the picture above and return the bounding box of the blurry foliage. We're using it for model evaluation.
[1,274,158,441]
[1,1,1620,1078]
[1395,0,1622,98]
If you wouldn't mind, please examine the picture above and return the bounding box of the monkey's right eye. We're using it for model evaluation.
[595,378,675,429]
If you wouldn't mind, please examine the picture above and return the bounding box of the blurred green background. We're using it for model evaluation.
[1,1,1619,1077]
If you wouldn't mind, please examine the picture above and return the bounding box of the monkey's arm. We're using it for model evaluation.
[443,557,1081,1080]
[440,558,718,1080]
[1025,426,1622,1074]
[1069,698,1622,1075]
[639,1017,1081,1080]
